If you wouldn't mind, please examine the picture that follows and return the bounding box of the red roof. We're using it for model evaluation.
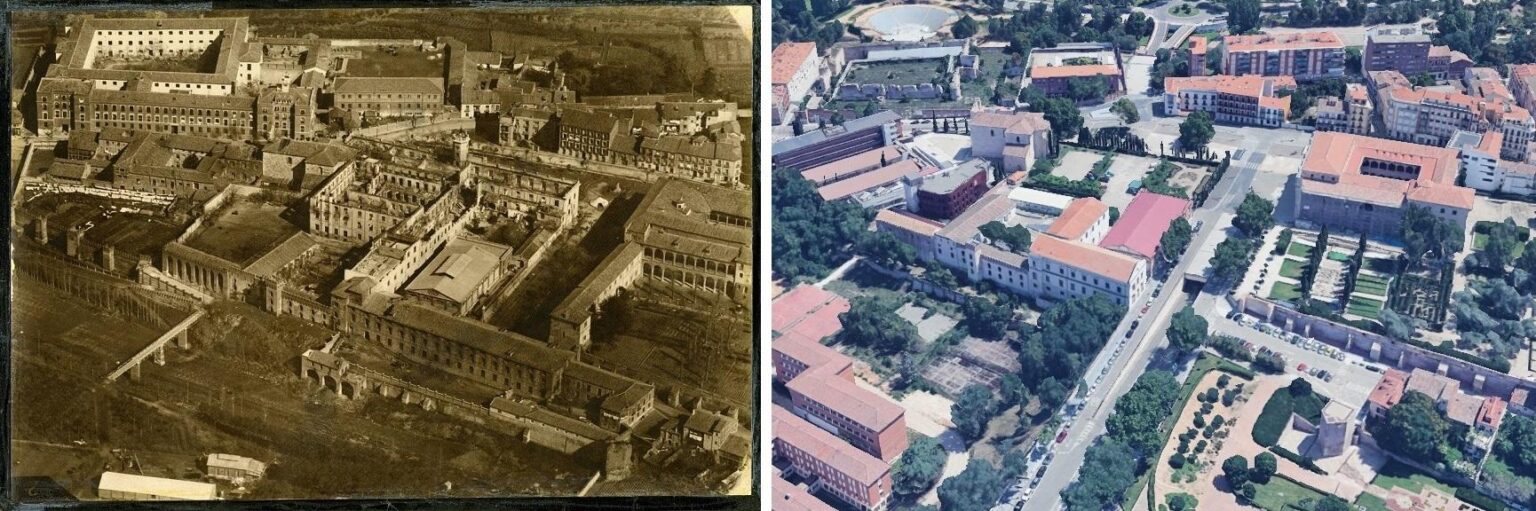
[775,330,853,377]
[1098,191,1192,260]
[1045,197,1108,241]
[1478,397,1507,430]
[772,474,836,511]
[1369,369,1408,411]
[1031,64,1120,79]
[773,405,892,486]
[787,362,906,434]
[773,284,845,334]
[817,159,924,201]
[801,146,904,185]
[773,42,818,85]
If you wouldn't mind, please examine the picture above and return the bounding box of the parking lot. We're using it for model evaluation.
[1212,315,1380,409]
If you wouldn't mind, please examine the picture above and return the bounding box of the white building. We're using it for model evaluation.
[772,42,821,115]
[98,472,220,501]
[1450,130,1536,196]
[969,110,1052,174]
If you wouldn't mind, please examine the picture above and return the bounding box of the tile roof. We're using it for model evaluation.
[1045,197,1108,241]
[801,146,905,185]
[1188,35,1208,55]
[787,362,905,434]
[772,284,849,336]
[333,77,444,95]
[775,330,854,377]
[971,110,1051,134]
[388,303,571,373]
[1225,31,1344,53]
[1031,233,1141,283]
[772,475,836,511]
[773,42,819,85]
[1478,397,1506,431]
[772,405,891,485]
[875,208,944,237]
[816,159,925,201]
[1164,74,1296,113]
[1099,191,1191,261]
[1300,132,1473,210]
[403,237,512,305]
[937,185,1015,243]
[1369,369,1408,411]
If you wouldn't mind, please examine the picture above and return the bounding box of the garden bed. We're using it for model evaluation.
[1251,382,1326,447]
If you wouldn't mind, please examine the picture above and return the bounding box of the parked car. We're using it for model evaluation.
[1297,363,1308,372]
[1056,430,1069,443]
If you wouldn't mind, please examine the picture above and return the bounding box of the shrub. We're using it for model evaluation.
[1268,446,1326,474]
[1201,402,1214,414]
[1212,415,1226,429]
[1196,440,1208,453]
[1217,374,1231,388]
[1194,415,1207,428]
[1204,388,1220,403]
[1169,453,1186,469]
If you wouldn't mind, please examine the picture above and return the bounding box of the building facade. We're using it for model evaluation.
[1163,75,1295,128]
[1223,32,1345,80]
[1294,132,1475,236]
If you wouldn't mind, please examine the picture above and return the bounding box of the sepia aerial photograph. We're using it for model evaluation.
[9,4,756,502]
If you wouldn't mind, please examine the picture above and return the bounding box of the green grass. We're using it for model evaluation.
[1354,492,1390,511]
[1269,282,1303,302]
[1349,295,1384,310]
[1371,461,1458,496]
[1327,251,1350,262]
[1252,386,1326,447]
[846,58,948,87]
[1251,476,1330,511]
[1473,233,1529,258]
[1347,301,1383,320]
[1287,242,1314,258]
[1279,259,1308,279]
[1354,274,1391,295]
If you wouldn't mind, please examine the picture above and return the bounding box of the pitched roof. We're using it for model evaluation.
[1369,369,1408,411]
[1045,197,1108,241]
[874,208,944,237]
[1165,74,1296,113]
[1031,234,1141,283]
[1300,132,1473,210]
[786,362,905,435]
[1099,191,1191,260]
[403,237,512,305]
[772,474,836,511]
[801,146,905,185]
[772,405,891,486]
[772,42,819,84]
[816,159,924,201]
[333,76,443,95]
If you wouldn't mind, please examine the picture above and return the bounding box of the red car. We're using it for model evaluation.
[1297,363,1308,372]
[1056,430,1069,443]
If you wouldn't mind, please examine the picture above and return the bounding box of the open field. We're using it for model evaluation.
[846,58,947,87]
[342,46,446,78]
[183,199,299,266]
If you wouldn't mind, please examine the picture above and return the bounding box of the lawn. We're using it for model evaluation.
[1371,461,1458,496]
[1269,282,1303,302]
[846,58,948,87]
[1279,259,1308,279]
[1355,274,1391,295]
[1252,384,1326,447]
[1327,251,1350,262]
[1474,233,1529,258]
[1349,295,1384,310]
[1251,476,1331,511]
[1287,241,1314,258]
[344,46,448,78]
[1354,492,1390,511]
[1347,300,1383,320]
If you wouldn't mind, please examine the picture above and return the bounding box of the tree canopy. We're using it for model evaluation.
[1400,205,1465,268]
[1178,111,1216,153]
[1105,370,1181,456]
[962,296,1015,340]
[1167,306,1209,353]
[1159,217,1195,263]
[838,296,921,354]
[1232,192,1275,238]
[1112,98,1140,124]
[1061,438,1139,511]
[952,15,980,39]
[979,221,1033,254]
[893,435,947,496]
[1226,0,1263,33]
[1208,236,1256,287]
[773,166,871,282]
[953,385,999,442]
[938,459,1002,511]
[1376,391,1453,464]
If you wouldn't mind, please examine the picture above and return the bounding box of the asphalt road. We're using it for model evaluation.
[1019,149,1269,511]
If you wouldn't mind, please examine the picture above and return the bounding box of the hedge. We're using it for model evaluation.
[1402,336,1511,373]
[1268,446,1326,475]
[1454,488,1508,511]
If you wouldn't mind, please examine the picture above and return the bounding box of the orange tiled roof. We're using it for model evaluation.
[1188,35,1208,55]
[772,42,818,85]
[1225,31,1344,53]
[1300,132,1474,210]
[1165,75,1296,114]
[1045,197,1108,241]
[1030,234,1140,283]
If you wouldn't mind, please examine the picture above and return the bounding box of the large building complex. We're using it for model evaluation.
[772,110,904,170]
[1362,25,1472,79]
[1370,70,1535,161]
[969,110,1052,174]
[876,185,1151,307]
[1222,32,1345,80]
[1025,43,1124,100]
[1162,74,1295,127]
[1293,132,1474,236]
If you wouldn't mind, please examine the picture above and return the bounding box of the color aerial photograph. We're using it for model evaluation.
[9,4,755,502]
[769,0,1536,509]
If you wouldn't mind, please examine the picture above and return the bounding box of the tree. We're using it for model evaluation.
[1232,192,1275,238]
[1105,370,1181,456]
[952,15,980,39]
[1226,0,1263,33]
[1002,449,1030,479]
[773,166,872,282]
[1066,76,1111,103]
[1159,217,1195,263]
[858,231,917,269]
[1112,97,1140,124]
[1032,95,1085,139]
[1376,391,1452,463]
[1379,308,1419,342]
[893,435,947,496]
[1314,495,1351,511]
[962,296,1014,340]
[838,296,921,354]
[1000,374,1030,409]
[1208,236,1256,287]
[1494,414,1536,474]
[1400,205,1465,268]
[938,459,1002,511]
[1167,306,1209,353]
[1061,438,1139,511]
[952,385,998,442]
[1222,455,1250,488]
[591,289,636,343]
[1252,452,1277,484]
[1178,111,1216,153]
[978,220,1033,253]
[1477,220,1524,274]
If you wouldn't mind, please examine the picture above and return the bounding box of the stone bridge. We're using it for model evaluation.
[104,309,206,383]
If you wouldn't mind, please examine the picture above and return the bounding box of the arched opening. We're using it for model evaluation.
[304,368,322,385]
[322,374,340,392]
[340,380,359,400]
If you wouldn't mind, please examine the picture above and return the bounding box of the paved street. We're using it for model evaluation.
[1020,146,1271,511]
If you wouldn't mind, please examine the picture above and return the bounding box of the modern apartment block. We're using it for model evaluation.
[1222,32,1345,80]
[772,42,823,120]
[772,285,909,465]
[1371,70,1535,161]
[1451,130,1536,196]
[1362,25,1472,79]
[1293,132,1475,236]
[875,186,1149,307]
[772,110,904,170]
[773,405,893,511]
[1162,74,1296,128]
[1187,36,1208,77]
